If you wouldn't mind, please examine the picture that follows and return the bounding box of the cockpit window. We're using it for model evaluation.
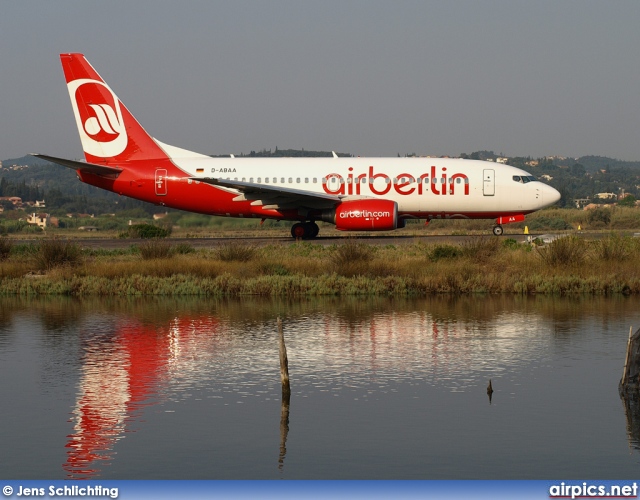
[513,175,537,184]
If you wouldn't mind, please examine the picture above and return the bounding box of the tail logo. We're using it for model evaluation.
[67,78,128,158]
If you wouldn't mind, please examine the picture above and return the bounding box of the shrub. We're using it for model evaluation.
[123,224,171,239]
[173,243,196,255]
[330,240,374,268]
[536,235,586,266]
[0,237,12,261]
[429,244,460,261]
[587,208,611,228]
[215,242,257,262]
[461,236,501,260]
[329,240,374,277]
[138,240,173,259]
[35,238,82,270]
[593,233,634,261]
[502,238,520,250]
[527,217,572,231]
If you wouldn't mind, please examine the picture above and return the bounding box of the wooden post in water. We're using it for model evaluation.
[622,326,633,388]
[278,317,291,396]
[277,317,291,470]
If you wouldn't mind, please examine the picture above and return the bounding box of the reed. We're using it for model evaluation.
[0,234,639,296]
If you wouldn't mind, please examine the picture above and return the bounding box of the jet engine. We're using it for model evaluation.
[322,199,400,231]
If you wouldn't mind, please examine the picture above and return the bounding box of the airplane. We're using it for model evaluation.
[34,53,561,239]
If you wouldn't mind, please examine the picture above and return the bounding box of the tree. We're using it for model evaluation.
[570,163,586,177]
[618,195,637,207]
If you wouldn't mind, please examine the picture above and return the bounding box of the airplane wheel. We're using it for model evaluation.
[291,223,306,239]
[305,222,320,238]
[492,225,504,236]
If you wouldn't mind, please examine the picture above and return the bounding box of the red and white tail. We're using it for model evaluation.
[61,53,171,165]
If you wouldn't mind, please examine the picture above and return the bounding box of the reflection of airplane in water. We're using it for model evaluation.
[61,299,553,477]
[64,316,219,478]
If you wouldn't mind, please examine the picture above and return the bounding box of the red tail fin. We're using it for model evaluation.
[61,53,169,164]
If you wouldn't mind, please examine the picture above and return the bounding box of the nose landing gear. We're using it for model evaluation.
[492,225,504,236]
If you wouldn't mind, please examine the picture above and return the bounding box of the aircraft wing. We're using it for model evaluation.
[194,177,342,210]
[31,154,123,177]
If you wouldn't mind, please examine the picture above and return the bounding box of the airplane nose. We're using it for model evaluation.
[546,184,561,205]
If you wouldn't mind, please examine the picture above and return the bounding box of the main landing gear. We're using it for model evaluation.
[291,221,320,239]
[492,225,504,236]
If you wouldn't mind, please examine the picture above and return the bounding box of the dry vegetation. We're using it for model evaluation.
[0,234,639,296]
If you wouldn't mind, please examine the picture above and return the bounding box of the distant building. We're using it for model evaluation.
[594,193,617,200]
[26,213,50,229]
[574,198,590,209]
[526,160,539,167]
[540,174,553,181]
[496,157,508,164]
[0,196,22,207]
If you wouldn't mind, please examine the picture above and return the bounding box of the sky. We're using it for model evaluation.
[2,1,640,161]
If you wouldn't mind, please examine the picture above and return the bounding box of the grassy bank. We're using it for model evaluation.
[1,235,639,296]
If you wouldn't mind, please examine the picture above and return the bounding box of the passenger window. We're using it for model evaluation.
[296,178,300,183]
[289,178,293,183]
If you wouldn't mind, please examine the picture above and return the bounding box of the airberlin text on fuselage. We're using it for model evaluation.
[322,166,470,196]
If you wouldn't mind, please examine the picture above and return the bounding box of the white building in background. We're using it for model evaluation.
[26,213,50,229]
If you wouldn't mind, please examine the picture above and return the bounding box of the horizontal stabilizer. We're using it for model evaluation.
[30,154,123,176]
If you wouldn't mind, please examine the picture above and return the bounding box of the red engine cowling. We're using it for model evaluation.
[325,199,399,231]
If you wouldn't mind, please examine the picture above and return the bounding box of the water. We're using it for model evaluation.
[0,295,639,479]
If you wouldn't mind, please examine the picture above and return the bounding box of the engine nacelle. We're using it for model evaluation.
[322,199,400,231]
